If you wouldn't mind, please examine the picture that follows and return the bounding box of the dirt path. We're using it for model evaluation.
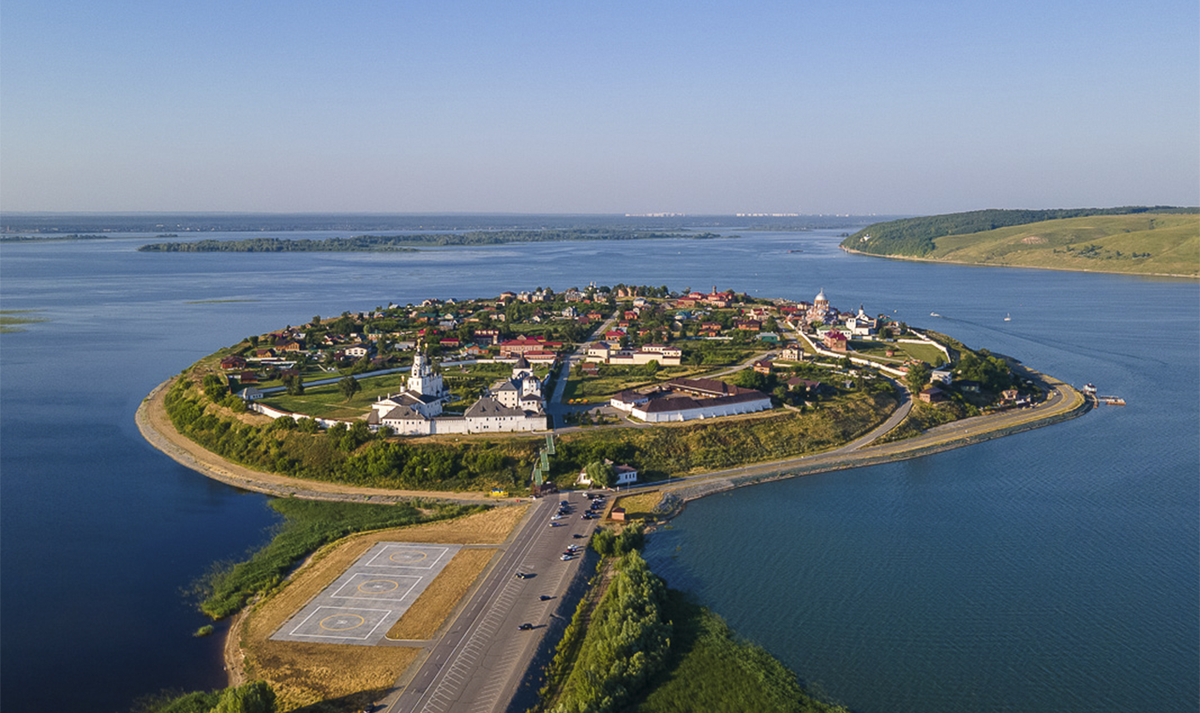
[135,377,502,504]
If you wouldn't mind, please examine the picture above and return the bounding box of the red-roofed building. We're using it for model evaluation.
[919,386,947,404]
[498,336,562,357]
[823,330,849,352]
[220,355,248,370]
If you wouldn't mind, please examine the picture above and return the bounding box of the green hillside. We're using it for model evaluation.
[842,209,1199,277]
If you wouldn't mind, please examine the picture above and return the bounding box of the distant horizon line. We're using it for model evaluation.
[0,209,893,217]
[4,205,1190,218]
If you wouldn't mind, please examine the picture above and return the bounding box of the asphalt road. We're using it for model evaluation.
[382,491,603,713]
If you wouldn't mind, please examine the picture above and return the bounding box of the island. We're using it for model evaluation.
[840,207,1199,278]
[135,229,727,252]
[136,283,1092,713]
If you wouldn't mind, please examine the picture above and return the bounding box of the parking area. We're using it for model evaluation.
[271,542,460,646]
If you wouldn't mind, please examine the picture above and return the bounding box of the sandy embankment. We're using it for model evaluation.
[135,376,498,504]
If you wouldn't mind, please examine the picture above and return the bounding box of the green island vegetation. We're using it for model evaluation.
[536,541,847,713]
[163,284,1030,495]
[193,498,481,620]
[131,680,276,713]
[136,229,725,252]
[186,299,263,305]
[0,309,49,333]
[840,207,1199,277]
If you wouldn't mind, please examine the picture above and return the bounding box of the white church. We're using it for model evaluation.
[366,352,548,436]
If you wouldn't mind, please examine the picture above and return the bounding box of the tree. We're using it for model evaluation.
[906,362,932,394]
[735,369,770,392]
[585,460,617,488]
[338,376,361,401]
[203,373,227,402]
[212,680,276,713]
[283,374,304,395]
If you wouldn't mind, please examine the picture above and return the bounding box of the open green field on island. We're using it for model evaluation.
[848,338,947,366]
[843,208,1200,277]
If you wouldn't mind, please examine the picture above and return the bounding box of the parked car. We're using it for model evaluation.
[518,623,534,631]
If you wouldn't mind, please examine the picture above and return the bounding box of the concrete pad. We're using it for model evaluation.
[271,541,461,646]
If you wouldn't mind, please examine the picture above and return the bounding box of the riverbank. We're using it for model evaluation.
[841,245,1198,279]
[136,376,502,505]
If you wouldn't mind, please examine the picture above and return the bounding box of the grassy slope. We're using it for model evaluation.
[870,213,1199,277]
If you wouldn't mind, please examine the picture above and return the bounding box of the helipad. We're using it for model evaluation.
[271,542,461,646]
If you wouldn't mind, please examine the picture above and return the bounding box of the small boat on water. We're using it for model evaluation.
[1083,383,1097,395]
[1100,396,1126,406]
[930,312,940,317]
[1004,313,1011,322]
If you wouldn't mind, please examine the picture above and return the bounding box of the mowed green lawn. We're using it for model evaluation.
[562,365,713,402]
[927,213,1199,277]
[260,372,410,419]
[851,339,946,366]
[259,362,535,418]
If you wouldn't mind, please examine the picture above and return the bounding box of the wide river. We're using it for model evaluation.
[1,227,1196,712]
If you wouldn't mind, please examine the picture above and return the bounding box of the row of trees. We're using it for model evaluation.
[551,551,672,713]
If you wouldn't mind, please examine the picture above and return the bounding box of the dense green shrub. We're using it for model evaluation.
[591,525,645,557]
[131,681,277,713]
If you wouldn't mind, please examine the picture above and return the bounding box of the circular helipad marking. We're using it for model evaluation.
[358,579,399,594]
[389,550,428,564]
[319,613,366,632]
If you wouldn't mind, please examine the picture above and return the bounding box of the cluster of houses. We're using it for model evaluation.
[224,285,1041,497]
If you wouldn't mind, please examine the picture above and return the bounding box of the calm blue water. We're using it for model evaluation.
[1,228,1196,712]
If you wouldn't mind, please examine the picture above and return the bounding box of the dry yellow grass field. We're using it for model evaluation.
[613,491,663,521]
[233,504,529,712]
[386,548,497,640]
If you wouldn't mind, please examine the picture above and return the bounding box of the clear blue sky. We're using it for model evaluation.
[2,0,1197,214]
